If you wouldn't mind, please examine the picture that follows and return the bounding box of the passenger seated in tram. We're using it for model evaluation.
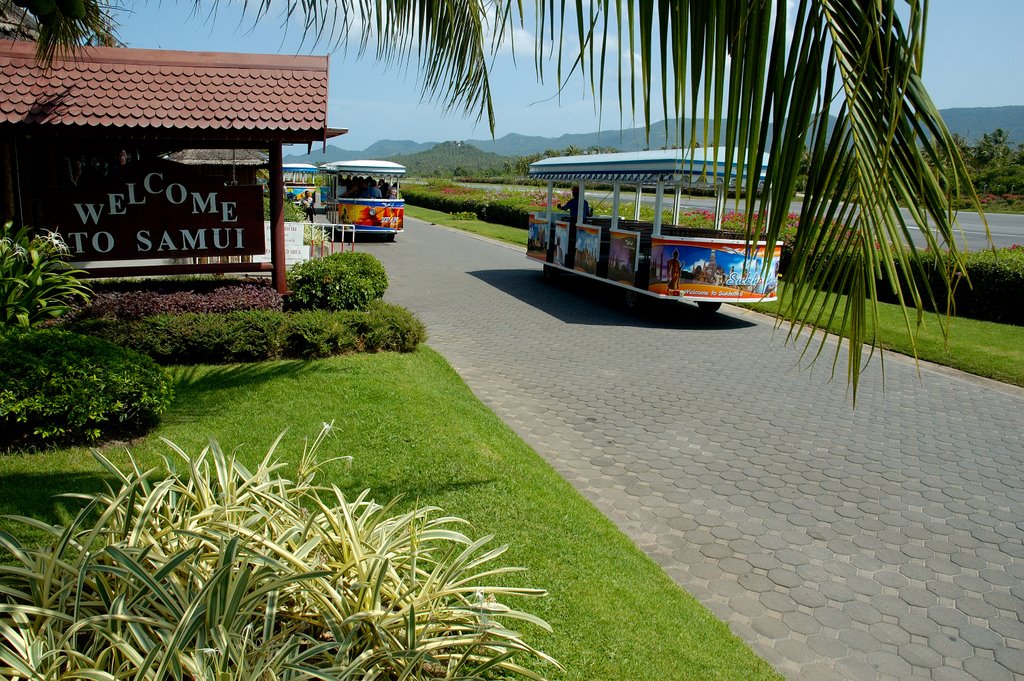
[558,186,593,224]
[359,177,382,199]
[343,177,366,198]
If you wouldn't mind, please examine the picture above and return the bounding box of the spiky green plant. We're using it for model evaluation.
[0,221,91,328]
[0,424,558,680]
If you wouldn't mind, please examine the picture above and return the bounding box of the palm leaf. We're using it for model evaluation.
[553,0,981,399]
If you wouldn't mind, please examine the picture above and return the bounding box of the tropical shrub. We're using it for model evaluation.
[263,194,307,221]
[0,328,173,449]
[283,309,362,358]
[356,300,430,352]
[63,304,427,363]
[0,221,91,327]
[403,184,533,229]
[0,428,558,680]
[288,252,389,312]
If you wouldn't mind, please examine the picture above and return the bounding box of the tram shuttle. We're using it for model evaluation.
[527,149,781,313]
[318,160,406,240]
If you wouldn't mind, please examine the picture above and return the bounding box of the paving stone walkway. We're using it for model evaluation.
[360,219,1024,681]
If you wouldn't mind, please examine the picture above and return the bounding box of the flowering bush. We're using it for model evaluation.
[404,182,808,257]
[67,283,283,321]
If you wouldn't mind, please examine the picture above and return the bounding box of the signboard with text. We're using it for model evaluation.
[51,161,265,261]
[648,236,781,302]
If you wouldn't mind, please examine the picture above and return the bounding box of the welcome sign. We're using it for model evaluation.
[52,161,265,261]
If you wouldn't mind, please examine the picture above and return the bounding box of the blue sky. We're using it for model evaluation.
[114,2,1024,151]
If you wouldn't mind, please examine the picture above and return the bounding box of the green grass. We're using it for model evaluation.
[0,349,781,681]
[747,288,1024,387]
[406,204,528,246]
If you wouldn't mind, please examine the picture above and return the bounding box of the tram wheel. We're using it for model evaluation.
[696,301,722,314]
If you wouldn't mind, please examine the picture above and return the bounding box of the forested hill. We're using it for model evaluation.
[386,141,508,176]
[283,106,1024,167]
[938,106,1024,144]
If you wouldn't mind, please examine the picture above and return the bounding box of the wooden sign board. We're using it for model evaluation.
[50,160,265,261]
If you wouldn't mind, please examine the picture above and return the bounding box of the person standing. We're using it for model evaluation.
[303,190,316,222]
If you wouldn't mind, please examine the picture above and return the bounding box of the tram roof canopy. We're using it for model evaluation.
[320,159,407,177]
[528,148,768,185]
[282,163,320,172]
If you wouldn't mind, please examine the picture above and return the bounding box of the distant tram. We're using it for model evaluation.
[319,160,406,240]
[282,162,319,204]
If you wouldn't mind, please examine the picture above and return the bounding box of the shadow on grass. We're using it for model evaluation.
[469,268,757,330]
[0,470,109,530]
[171,360,319,394]
[335,476,497,512]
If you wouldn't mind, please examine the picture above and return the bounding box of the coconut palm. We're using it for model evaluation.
[9,0,980,397]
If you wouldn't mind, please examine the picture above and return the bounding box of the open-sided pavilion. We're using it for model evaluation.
[0,38,344,292]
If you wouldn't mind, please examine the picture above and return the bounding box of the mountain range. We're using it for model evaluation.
[285,106,1024,165]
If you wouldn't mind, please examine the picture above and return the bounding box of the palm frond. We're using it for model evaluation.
[24,0,981,396]
[555,0,982,399]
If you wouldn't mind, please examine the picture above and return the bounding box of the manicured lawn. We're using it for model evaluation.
[406,204,528,246]
[748,288,1024,387]
[0,349,781,681]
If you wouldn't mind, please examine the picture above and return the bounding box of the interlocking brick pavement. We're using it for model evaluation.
[359,219,1024,680]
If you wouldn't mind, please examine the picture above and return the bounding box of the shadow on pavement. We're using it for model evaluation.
[469,268,758,330]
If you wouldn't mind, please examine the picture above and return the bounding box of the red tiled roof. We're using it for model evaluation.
[0,39,330,143]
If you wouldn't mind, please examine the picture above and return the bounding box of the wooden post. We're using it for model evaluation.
[269,142,286,294]
[0,139,15,224]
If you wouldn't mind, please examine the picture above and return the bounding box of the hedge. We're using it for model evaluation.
[1,328,174,449]
[877,246,1024,325]
[63,303,428,364]
[406,183,1024,325]
[402,186,533,229]
[287,252,389,312]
